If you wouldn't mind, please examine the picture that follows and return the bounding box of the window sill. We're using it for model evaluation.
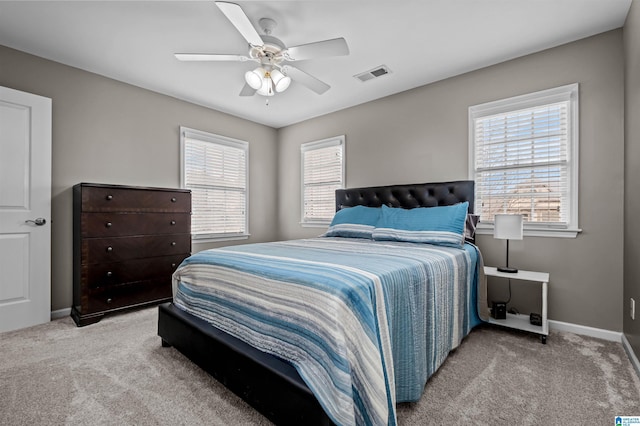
[192,234,250,244]
[475,226,581,239]
[300,222,330,228]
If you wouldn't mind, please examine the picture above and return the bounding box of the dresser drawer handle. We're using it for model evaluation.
[171,197,177,203]
[106,298,113,304]
[171,241,176,246]
[171,263,177,268]
[105,222,112,228]
[106,271,113,277]
[106,246,113,253]
[170,220,176,226]
[106,195,113,201]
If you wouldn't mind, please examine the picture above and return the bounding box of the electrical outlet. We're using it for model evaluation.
[631,298,636,320]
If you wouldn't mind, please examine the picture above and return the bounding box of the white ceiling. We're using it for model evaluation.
[0,1,631,128]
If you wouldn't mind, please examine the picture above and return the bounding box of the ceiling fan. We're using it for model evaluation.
[175,1,349,99]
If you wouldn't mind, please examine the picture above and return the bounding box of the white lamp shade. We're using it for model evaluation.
[271,69,291,93]
[244,68,264,90]
[494,214,523,240]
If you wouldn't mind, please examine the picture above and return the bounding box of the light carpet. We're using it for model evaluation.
[1,306,639,425]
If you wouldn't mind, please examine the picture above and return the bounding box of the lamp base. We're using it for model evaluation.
[497,266,518,273]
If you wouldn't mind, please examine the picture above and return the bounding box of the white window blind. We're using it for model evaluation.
[180,127,248,240]
[469,84,579,236]
[301,136,345,225]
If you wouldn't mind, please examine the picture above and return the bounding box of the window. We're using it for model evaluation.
[180,127,248,241]
[469,84,580,237]
[301,136,345,226]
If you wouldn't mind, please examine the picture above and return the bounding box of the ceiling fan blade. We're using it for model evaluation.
[285,38,349,61]
[174,53,250,62]
[215,1,263,47]
[282,65,330,95]
[239,83,256,96]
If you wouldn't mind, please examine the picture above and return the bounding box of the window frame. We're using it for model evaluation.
[468,83,581,238]
[300,135,345,227]
[180,126,249,242]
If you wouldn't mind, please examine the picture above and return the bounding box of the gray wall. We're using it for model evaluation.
[278,30,625,332]
[0,28,630,335]
[0,45,279,312]
[624,2,640,357]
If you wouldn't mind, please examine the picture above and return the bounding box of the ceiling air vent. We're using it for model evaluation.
[354,65,391,82]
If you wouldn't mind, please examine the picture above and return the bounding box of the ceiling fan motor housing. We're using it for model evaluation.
[250,35,286,62]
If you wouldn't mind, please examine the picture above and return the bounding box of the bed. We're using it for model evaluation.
[158,180,488,425]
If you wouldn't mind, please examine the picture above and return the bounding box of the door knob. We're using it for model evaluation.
[25,218,47,226]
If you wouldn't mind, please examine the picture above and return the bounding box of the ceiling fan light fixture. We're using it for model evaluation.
[256,73,275,96]
[245,67,265,90]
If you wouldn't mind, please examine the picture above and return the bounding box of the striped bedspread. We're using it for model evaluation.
[172,237,486,426]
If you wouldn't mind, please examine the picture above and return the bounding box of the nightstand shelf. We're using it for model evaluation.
[484,266,550,344]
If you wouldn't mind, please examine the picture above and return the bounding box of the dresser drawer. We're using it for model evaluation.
[81,212,190,237]
[84,278,173,313]
[81,185,190,213]
[82,254,188,289]
[82,234,191,264]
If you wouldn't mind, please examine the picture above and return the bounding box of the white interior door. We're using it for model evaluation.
[0,86,52,333]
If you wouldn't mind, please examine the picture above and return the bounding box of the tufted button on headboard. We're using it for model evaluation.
[335,181,474,213]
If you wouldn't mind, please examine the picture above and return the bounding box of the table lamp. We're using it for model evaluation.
[494,214,523,273]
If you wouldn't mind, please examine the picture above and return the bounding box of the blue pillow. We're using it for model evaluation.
[324,206,381,239]
[372,202,468,247]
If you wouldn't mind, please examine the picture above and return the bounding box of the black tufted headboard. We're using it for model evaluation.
[335,180,475,213]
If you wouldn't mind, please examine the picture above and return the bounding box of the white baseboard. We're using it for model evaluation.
[536,320,640,378]
[622,333,640,377]
[51,307,71,320]
[548,319,622,342]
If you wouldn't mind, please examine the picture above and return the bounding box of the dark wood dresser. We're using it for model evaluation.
[72,183,191,326]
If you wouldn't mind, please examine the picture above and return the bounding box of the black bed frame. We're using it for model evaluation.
[158,180,475,425]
